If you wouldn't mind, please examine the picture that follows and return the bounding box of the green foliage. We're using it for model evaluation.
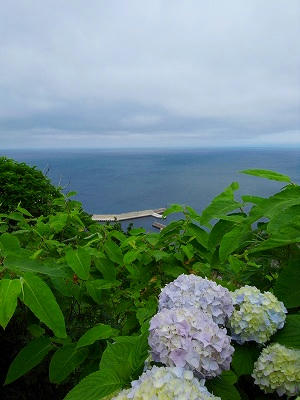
[5,337,54,385]
[241,168,292,183]
[0,164,299,399]
[0,157,63,217]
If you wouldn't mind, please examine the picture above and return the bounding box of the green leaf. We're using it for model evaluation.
[5,337,53,385]
[185,223,209,249]
[104,240,123,265]
[77,324,119,349]
[248,185,300,223]
[123,249,142,264]
[241,168,292,183]
[49,213,68,233]
[0,233,20,256]
[20,272,67,338]
[16,205,33,217]
[231,344,260,378]
[65,247,91,280]
[272,314,300,349]
[181,244,194,260]
[4,254,69,278]
[64,369,123,400]
[249,237,300,253]
[94,257,116,280]
[208,219,235,251]
[274,258,300,308]
[219,224,250,262]
[161,264,186,278]
[100,333,148,382]
[206,370,240,400]
[49,344,88,384]
[199,182,241,227]
[0,279,21,329]
[241,195,265,205]
[163,204,184,217]
[151,250,169,261]
[267,205,300,240]
[85,281,102,305]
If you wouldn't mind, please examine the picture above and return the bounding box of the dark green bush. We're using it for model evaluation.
[0,157,62,217]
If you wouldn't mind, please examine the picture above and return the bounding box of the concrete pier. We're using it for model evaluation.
[92,208,166,222]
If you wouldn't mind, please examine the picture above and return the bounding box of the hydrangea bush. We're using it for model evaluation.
[112,366,221,400]
[158,274,233,326]
[229,285,287,344]
[148,306,234,378]
[252,343,300,397]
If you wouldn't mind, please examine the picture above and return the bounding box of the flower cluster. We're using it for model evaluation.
[158,274,233,326]
[148,307,234,378]
[229,285,287,343]
[252,343,300,397]
[112,366,220,400]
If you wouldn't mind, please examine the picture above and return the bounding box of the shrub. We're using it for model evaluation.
[0,157,62,217]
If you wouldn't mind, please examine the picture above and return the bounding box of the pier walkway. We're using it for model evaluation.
[92,208,166,222]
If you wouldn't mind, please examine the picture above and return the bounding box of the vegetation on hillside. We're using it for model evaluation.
[0,162,299,399]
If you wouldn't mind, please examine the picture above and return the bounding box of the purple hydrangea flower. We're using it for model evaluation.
[148,307,234,378]
[158,274,233,326]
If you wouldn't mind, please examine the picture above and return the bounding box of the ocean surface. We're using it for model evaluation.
[2,148,300,230]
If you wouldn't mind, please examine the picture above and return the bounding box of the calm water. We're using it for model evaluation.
[2,148,300,229]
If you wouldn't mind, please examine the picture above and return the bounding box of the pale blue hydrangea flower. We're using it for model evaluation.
[148,307,234,378]
[158,274,233,326]
[112,366,221,399]
[252,343,300,397]
[229,285,287,344]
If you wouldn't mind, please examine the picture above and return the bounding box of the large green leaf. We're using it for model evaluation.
[206,370,240,400]
[274,258,300,308]
[219,224,250,262]
[240,168,292,183]
[248,185,300,223]
[199,182,241,227]
[185,223,209,249]
[267,205,300,240]
[94,256,116,280]
[0,279,21,329]
[5,337,53,385]
[272,314,300,349]
[0,233,20,256]
[208,219,235,251]
[163,204,184,217]
[20,272,67,338]
[49,344,88,383]
[104,240,123,265]
[65,248,91,280]
[4,254,69,278]
[77,324,119,349]
[64,369,123,400]
[100,333,148,382]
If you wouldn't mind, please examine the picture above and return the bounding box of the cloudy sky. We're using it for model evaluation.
[1,0,300,148]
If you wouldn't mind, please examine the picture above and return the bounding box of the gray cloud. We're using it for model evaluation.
[0,0,299,148]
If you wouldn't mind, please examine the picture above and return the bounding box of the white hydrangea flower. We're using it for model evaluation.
[252,343,300,397]
[158,274,233,326]
[112,366,221,400]
[229,285,287,344]
[148,307,234,378]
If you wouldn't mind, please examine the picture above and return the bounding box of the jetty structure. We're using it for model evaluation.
[92,208,166,222]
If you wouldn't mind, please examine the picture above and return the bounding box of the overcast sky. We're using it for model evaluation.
[1,0,300,149]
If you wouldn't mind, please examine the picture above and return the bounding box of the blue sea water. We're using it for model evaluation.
[2,148,300,230]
